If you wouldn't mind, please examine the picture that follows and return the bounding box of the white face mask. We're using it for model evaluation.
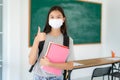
[49,19,63,29]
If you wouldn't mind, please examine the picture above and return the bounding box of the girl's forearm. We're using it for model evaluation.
[29,39,39,65]
[49,61,73,70]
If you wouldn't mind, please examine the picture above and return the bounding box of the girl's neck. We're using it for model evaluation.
[50,28,62,37]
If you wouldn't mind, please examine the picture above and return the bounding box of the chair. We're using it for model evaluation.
[110,63,120,80]
[91,66,112,80]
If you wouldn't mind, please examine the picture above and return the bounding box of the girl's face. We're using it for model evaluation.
[49,10,65,21]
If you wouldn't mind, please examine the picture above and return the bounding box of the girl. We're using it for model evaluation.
[29,6,74,80]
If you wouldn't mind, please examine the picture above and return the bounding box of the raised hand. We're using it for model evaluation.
[35,26,46,43]
[29,26,46,65]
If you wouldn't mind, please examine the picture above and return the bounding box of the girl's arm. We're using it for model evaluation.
[29,27,46,65]
[49,61,74,70]
[29,38,39,65]
[40,57,73,70]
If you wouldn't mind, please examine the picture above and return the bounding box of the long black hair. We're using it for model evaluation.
[43,6,68,36]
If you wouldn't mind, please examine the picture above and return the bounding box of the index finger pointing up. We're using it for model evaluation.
[37,26,41,34]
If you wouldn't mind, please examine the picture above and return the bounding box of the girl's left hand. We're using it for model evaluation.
[40,56,50,66]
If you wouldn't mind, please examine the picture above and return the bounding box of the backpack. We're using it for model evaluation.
[29,35,69,80]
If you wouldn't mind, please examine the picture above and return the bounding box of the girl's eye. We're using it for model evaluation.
[51,16,54,19]
[57,17,61,18]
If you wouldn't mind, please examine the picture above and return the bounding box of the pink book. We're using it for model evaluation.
[42,42,69,75]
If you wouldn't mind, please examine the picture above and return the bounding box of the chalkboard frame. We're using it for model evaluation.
[28,0,102,47]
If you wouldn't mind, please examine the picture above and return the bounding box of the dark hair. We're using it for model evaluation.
[43,6,68,36]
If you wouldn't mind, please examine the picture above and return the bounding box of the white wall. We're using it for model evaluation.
[105,0,120,57]
[6,0,21,80]
[20,0,33,80]
[5,0,120,80]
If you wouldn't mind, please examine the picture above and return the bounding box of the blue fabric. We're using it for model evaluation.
[33,74,63,80]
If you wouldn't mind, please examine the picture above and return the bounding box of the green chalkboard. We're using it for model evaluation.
[29,0,102,46]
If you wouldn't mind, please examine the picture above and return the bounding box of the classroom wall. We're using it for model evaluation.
[105,0,120,57]
[5,0,21,80]
[5,0,120,80]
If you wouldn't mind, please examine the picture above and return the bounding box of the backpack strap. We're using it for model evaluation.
[63,35,69,80]
[29,41,45,72]
[63,35,69,47]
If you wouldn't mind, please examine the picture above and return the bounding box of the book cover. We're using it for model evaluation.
[42,42,69,75]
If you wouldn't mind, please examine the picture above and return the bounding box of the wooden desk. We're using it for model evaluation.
[68,57,120,80]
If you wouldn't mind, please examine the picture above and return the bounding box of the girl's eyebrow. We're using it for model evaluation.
[49,13,63,17]
[56,14,63,17]
[49,14,53,16]
[58,15,62,16]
